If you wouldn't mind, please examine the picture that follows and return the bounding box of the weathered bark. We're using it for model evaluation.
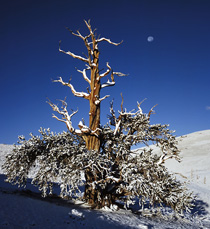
[86,47,101,151]
[51,20,123,152]
[49,20,124,207]
[84,47,101,201]
[84,167,121,208]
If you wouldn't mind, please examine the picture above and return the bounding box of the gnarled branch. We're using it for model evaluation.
[77,67,91,85]
[53,77,90,99]
[78,121,102,137]
[84,20,123,49]
[47,99,101,137]
[100,62,112,79]
[148,104,158,118]
[96,37,123,46]
[95,94,110,105]
[59,41,89,63]
[101,79,115,89]
[47,99,81,135]
[84,20,95,36]
[101,63,126,88]
[66,27,92,65]
[137,98,147,114]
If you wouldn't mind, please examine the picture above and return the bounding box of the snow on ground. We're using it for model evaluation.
[165,130,210,216]
[0,130,210,228]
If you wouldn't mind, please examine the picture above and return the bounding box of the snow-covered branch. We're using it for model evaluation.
[95,38,123,46]
[100,62,112,78]
[59,41,89,63]
[101,63,115,88]
[47,99,81,135]
[156,154,174,166]
[101,79,115,88]
[137,98,147,114]
[53,77,90,99]
[114,120,121,135]
[78,121,102,137]
[95,95,110,105]
[118,109,137,116]
[100,63,127,88]
[47,99,102,137]
[77,67,91,84]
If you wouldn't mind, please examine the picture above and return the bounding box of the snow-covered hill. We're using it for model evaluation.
[0,130,210,228]
[165,130,210,191]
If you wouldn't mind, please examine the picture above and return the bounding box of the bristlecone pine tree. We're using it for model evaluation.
[3,20,194,217]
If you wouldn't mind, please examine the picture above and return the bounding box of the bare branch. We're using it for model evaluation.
[112,94,124,136]
[120,93,124,113]
[109,100,117,126]
[84,20,122,50]
[100,62,112,78]
[96,37,123,46]
[113,72,128,77]
[47,99,101,137]
[100,64,127,88]
[95,95,110,105]
[47,99,80,134]
[148,104,158,118]
[100,63,115,88]
[101,79,115,88]
[59,41,89,63]
[84,20,94,35]
[66,27,93,64]
[84,20,97,51]
[66,27,91,41]
[137,98,147,114]
[53,77,90,99]
[87,38,123,48]
[77,67,91,84]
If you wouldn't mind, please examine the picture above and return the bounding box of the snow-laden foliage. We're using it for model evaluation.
[2,128,115,200]
[2,103,194,217]
[98,102,194,216]
[2,129,85,197]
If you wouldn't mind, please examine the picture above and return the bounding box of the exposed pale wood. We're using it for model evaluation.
[77,68,91,84]
[59,41,89,63]
[50,20,124,152]
[53,77,90,99]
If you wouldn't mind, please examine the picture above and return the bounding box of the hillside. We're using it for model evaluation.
[0,130,210,228]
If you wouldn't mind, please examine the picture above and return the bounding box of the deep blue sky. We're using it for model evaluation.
[1,0,210,144]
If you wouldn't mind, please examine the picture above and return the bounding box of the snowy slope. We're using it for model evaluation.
[163,129,210,183]
[0,130,210,228]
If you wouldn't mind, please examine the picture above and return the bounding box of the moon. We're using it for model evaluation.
[147,36,154,42]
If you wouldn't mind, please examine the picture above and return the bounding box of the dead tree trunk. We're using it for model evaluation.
[86,45,101,151]
[48,20,125,207]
